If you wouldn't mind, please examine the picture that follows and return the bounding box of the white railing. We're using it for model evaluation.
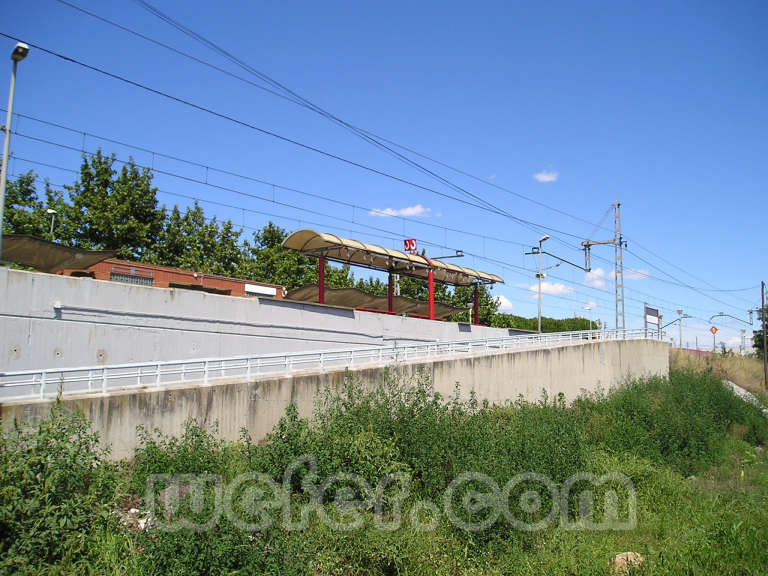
[0,329,659,401]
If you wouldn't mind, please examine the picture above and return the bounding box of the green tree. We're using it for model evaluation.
[2,171,45,237]
[236,222,353,290]
[148,203,243,276]
[64,150,164,259]
[2,171,72,242]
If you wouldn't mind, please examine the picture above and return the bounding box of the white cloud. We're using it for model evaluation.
[369,204,431,218]
[496,294,515,312]
[624,268,651,280]
[584,301,598,310]
[529,282,574,296]
[533,170,558,183]
[584,268,607,289]
[609,268,651,281]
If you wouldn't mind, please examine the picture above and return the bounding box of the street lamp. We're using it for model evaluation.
[583,303,595,328]
[536,235,549,333]
[46,208,57,236]
[0,42,30,263]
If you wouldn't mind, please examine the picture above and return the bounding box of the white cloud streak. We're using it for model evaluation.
[533,170,558,183]
[496,294,515,312]
[584,268,607,289]
[369,204,431,218]
[529,282,574,296]
[624,268,651,280]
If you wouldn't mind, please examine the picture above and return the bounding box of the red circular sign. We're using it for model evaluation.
[710,326,718,335]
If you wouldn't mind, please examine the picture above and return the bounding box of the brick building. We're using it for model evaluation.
[59,258,285,299]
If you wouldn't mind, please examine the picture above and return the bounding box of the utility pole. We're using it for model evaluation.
[677,309,683,349]
[528,236,589,333]
[582,202,626,332]
[0,43,31,262]
[762,280,767,388]
[614,202,625,332]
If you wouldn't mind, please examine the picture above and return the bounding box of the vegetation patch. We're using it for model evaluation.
[1,368,767,575]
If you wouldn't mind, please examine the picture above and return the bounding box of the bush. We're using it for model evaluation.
[575,368,768,475]
[0,403,115,575]
[129,420,230,495]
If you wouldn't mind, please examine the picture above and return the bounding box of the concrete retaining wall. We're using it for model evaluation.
[1,339,669,459]
[1,268,528,373]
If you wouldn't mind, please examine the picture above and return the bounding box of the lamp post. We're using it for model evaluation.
[0,42,30,262]
[583,303,595,329]
[536,235,549,333]
[46,208,56,237]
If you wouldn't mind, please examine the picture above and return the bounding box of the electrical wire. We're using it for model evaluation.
[54,0,614,233]
[48,2,757,302]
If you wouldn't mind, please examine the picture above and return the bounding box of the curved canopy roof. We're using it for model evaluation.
[1,234,115,273]
[282,229,503,286]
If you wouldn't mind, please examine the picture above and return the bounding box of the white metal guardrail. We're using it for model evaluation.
[0,329,660,401]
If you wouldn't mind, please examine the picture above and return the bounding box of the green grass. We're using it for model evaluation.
[2,368,767,575]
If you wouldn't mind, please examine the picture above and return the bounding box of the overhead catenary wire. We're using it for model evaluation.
[10,149,726,320]
[8,150,625,314]
[8,115,749,321]
[2,31,739,307]
[44,2,754,299]
[54,0,615,236]
[8,119,748,318]
[0,30,595,246]
[9,123,529,250]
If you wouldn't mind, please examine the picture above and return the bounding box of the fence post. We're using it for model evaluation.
[40,372,46,399]
[102,369,107,394]
[156,364,161,387]
[204,360,209,384]
[88,369,93,392]
[137,366,142,387]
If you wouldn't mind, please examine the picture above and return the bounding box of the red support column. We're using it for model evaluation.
[473,284,480,325]
[318,256,325,304]
[387,272,394,313]
[428,268,435,320]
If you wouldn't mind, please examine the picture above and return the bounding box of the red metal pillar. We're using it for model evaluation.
[387,272,394,313]
[428,268,435,320]
[318,256,325,304]
[473,284,480,325]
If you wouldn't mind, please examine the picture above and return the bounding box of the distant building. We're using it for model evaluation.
[59,258,285,299]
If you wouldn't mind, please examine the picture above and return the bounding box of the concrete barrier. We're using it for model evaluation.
[1,339,669,459]
[1,267,528,373]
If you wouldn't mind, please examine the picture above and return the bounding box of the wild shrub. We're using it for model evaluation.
[0,403,115,575]
[575,368,768,475]
[129,419,228,495]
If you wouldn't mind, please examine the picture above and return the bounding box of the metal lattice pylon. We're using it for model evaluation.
[581,202,626,331]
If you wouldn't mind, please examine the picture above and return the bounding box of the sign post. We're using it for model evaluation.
[644,304,660,338]
[710,325,718,353]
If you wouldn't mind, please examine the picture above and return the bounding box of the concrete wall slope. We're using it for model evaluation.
[1,339,669,459]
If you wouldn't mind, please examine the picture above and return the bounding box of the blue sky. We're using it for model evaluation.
[4,0,767,349]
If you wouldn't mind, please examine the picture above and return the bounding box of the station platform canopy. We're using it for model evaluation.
[286,285,463,319]
[1,234,115,273]
[282,229,503,286]
[282,229,504,324]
